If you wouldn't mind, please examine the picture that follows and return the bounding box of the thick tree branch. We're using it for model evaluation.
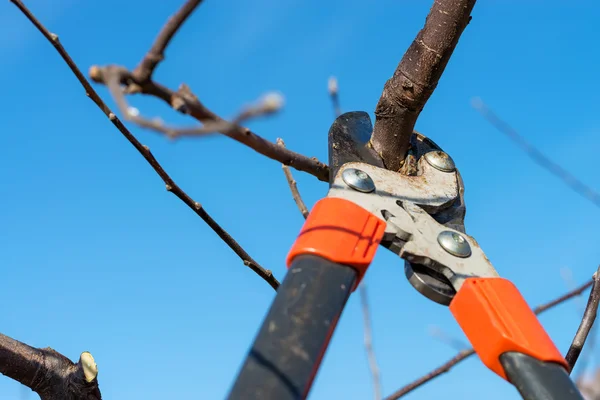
[371,0,476,171]
[10,0,280,291]
[132,0,203,82]
[566,267,600,371]
[385,278,595,399]
[0,333,100,400]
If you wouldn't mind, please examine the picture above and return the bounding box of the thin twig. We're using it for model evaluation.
[11,0,280,291]
[533,281,594,314]
[472,98,600,209]
[386,349,475,400]
[428,325,470,352]
[328,76,341,118]
[385,278,595,399]
[277,138,309,218]
[360,283,383,400]
[132,0,203,82]
[566,267,600,371]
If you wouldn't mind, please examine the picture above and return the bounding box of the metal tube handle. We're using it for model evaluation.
[501,352,584,400]
[227,255,357,400]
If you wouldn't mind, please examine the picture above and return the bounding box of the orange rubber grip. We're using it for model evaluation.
[450,277,568,380]
[286,197,386,290]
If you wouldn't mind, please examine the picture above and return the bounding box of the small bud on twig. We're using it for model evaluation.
[328,76,338,96]
[260,92,285,113]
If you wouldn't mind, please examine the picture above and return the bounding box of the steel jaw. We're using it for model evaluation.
[327,141,498,306]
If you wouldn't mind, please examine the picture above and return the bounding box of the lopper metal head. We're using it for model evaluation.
[327,111,498,305]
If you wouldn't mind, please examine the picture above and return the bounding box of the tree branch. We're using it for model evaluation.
[0,333,100,400]
[360,283,383,400]
[85,0,329,182]
[566,267,600,371]
[472,98,600,209]
[10,0,280,291]
[385,278,595,399]
[277,138,309,218]
[328,76,341,118]
[105,65,284,139]
[370,0,476,171]
[132,0,203,83]
[88,65,329,181]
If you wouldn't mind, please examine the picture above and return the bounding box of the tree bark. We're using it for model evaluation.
[371,0,477,171]
[0,333,101,399]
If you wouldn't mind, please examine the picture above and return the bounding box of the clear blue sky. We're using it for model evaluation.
[1,0,599,399]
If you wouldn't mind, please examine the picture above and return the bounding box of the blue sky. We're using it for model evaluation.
[1,0,599,399]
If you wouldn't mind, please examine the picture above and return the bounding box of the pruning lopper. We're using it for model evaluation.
[227,112,584,400]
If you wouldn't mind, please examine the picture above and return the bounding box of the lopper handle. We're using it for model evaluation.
[228,197,386,399]
[227,254,357,400]
[450,278,583,400]
[501,352,583,400]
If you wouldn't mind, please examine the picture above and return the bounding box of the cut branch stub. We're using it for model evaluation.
[0,331,101,400]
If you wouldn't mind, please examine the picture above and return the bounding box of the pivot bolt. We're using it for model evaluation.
[424,151,456,172]
[437,230,471,258]
[342,168,375,193]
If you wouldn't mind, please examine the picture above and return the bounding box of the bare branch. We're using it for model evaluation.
[385,278,595,399]
[472,98,600,209]
[105,68,284,139]
[88,65,329,181]
[360,283,383,400]
[532,281,594,314]
[371,0,477,171]
[277,138,309,218]
[0,333,101,399]
[385,349,474,400]
[11,0,279,291]
[133,0,203,82]
[566,267,600,371]
[428,325,470,352]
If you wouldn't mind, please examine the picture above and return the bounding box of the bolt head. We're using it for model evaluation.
[424,151,456,172]
[342,168,375,193]
[437,230,471,258]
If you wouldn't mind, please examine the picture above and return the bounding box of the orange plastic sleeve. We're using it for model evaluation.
[450,277,568,379]
[286,197,386,289]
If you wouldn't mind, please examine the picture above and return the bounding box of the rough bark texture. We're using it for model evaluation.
[132,0,203,82]
[371,0,476,171]
[0,333,101,400]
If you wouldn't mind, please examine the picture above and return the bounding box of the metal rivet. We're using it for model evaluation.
[437,231,471,258]
[424,151,456,172]
[342,168,375,193]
